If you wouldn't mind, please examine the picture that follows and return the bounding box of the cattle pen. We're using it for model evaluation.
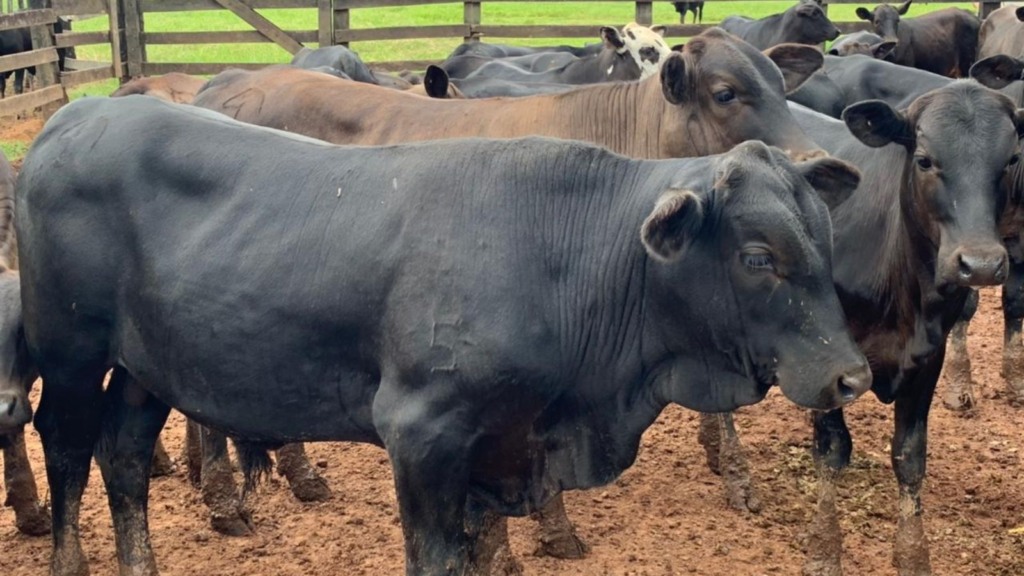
[0,0,1007,119]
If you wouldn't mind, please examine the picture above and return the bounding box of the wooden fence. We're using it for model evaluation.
[0,0,1010,117]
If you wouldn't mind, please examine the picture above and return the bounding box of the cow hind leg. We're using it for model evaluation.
[94,368,170,576]
[275,442,330,502]
[198,424,254,536]
[466,502,522,576]
[3,430,51,536]
[149,436,174,477]
[35,366,106,576]
[531,493,589,559]
[940,288,977,412]
[182,418,202,487]
[801,409,852,576]
[13,69,24,95]
[1002,250,1024,405]
[697,412,760,513]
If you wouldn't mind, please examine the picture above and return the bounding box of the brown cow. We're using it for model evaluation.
[855,0,980,77]
[193,27,828,562]
[109,73,207,104]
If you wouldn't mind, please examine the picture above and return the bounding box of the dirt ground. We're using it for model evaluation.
[1,119,1023,575]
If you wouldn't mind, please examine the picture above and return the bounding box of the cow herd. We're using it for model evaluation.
[1,1,1024,575]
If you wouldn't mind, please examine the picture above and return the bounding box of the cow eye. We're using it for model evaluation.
[713,88,736,104]
[742,250,775,272]
[915,156,933,170]
[1009,154,1020,168]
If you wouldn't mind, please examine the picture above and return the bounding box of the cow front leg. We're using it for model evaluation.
[198,424,253,536]
[802,409,852,576]
[891,357,940,576]
[35,368,105,576]
[3,429,51,535]
[94,368,170,576]
[697,412,760,513]
[1002,250,1024,405]
[13,69,24,95]
[275,442,330,502]
[182,418,202,487]
[940,289,977,411]
[531,493,589,559]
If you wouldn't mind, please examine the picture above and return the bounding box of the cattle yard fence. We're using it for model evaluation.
[0,0,1011,118]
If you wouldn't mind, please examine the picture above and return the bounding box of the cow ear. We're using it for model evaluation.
[843,100,913,148]
[827,47,840,56]
[872,40,897,60]
[970,55,1024,90]
[1016,5,1024,21]
[670,43,685,52]
[897,0,912,15]
[660,53,689,105]
[651,25,668,37]
[764,44,824,93]
[796,157,861,211]
[855,7,873,21]
[601,26,626,50]
[423,65,450,99]
[641,189,706,262]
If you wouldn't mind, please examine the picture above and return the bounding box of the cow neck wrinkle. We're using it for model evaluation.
[554,77,656,159]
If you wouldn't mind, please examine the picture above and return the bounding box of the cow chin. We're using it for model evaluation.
[774,359,872,411]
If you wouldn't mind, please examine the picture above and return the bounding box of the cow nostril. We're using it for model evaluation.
[837,377,858,402]
[958,254,973,280]
[0,396,15,417]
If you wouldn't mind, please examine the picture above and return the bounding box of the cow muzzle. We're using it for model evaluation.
[0,391,31,431]
[948,244,1008,287]
[828,363,873,407]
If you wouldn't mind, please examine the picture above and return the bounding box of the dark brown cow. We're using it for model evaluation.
[855,0,979,77]
[0,151,50,537]
[109,73,207,104]
[192,27,828,561]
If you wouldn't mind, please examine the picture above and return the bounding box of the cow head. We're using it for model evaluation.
[656,28,824,158]
[828,32,897,60]
[844,82,1023,290]
[0,157,31,434]
[856,0,912,42]
[642,141,870,412]
[786,0,841,45]
[599,24,672,81]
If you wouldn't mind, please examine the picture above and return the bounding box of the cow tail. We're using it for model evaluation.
[230,439,274,496]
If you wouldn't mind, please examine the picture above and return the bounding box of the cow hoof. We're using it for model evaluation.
[51,544,90,576]
[940,389,975,413]
[149,455,176,478]
[210,509,255,537]
[288,473,331,503]
[489,545,524,576]
[14,502,51,536]
[535,530,589,559]
[802,557,843,576]
[725,482,762,514]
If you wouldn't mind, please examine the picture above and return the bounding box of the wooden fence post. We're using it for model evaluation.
[122,0,143,78]
[635,0,653,25]
[463,1,480,42]
[978,1,1000,19]
[27,0,66,117]
[317,0,332,47]
[334,3,348,47]
[107,0,123,81]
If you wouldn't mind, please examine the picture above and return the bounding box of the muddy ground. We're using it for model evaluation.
[0,118,1022,575]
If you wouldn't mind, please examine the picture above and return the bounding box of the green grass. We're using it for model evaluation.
[4,0,975,160]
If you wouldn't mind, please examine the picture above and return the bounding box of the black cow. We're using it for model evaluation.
[18,95,869,576]
[0,151,50,537]
[0,20,70,99]
[441,51,578,80]
[412,65,572,99]
[720,0,840,50]
[788,53,950,118]
[703,84,1024,575]
[828,30,897,59]
[673,1,705,23]
[447,40,603,59]
[290,45,410,90]
[855,0,979,77]
[458,24,671,84]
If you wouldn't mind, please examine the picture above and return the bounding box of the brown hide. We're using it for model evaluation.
[110,73,207,104]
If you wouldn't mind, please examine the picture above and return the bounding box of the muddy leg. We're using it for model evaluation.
[1002,246,1024,405]
[698,412,760,513]
[275,443,330,503]
[182,419,202,488]
[802,409,851,576]
[198,425,254,536]
[531,493,589,559]
[891,355,939,576]
[3,430,51,535]
[941,289,977,411]
[466,503,522,576]
[94,368,169,576]
[35,367,106,576]
[149,436,174,478]
[697,412,721,474]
